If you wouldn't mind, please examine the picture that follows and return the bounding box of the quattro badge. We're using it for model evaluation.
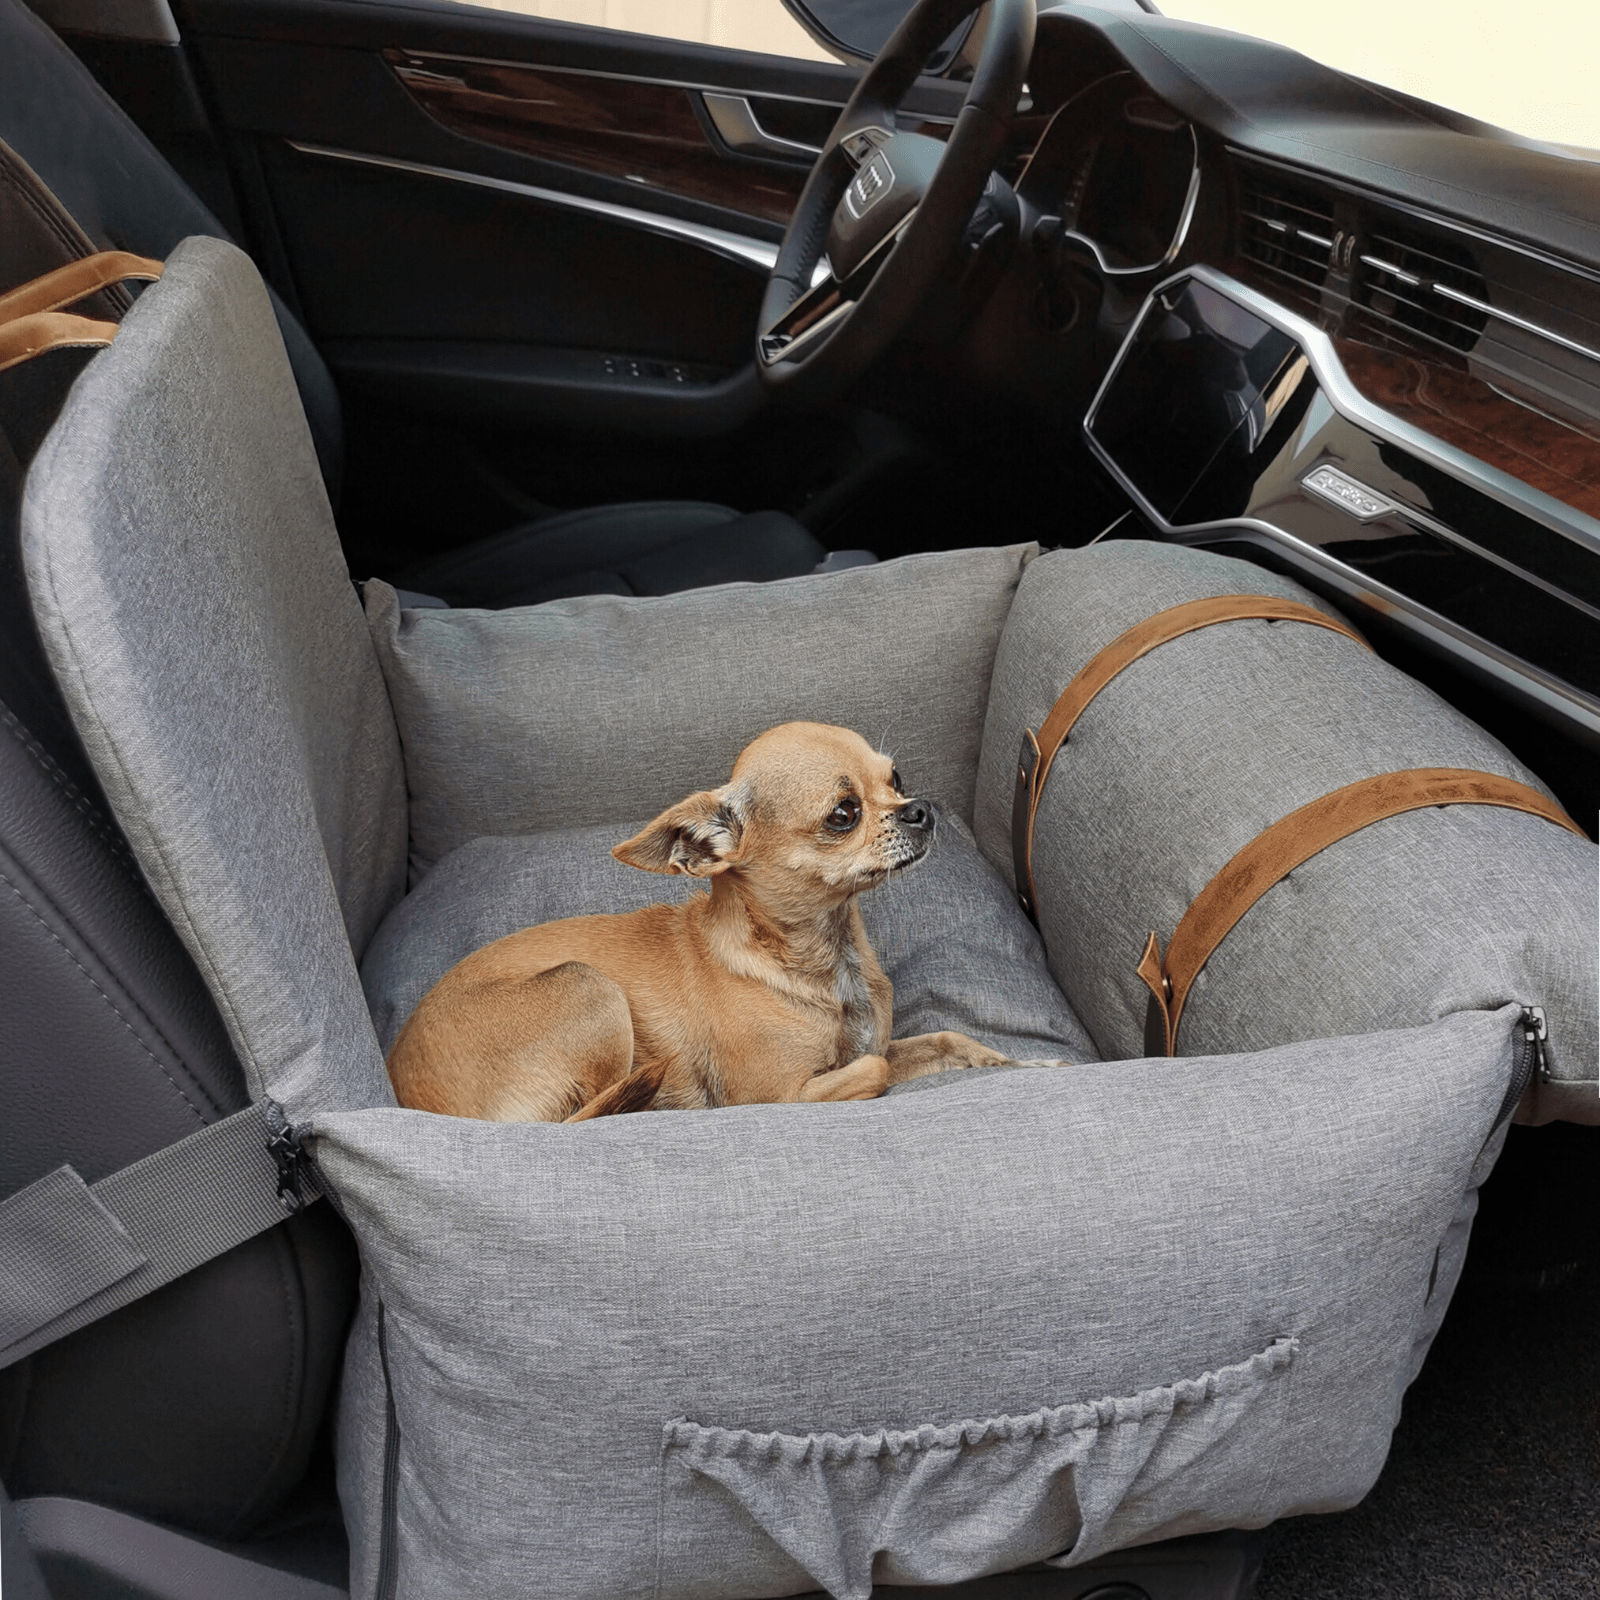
[1301,463,1399,523]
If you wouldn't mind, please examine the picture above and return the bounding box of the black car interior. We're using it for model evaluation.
[0,0,1595,1596]
[0,0,839,610]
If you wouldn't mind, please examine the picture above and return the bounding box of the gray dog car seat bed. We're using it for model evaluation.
[6,237,1598,1598]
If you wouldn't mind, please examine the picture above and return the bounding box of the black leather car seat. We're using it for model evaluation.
[0,0,827,608]
[0,61,362,1580]
[0,11,816,1566]
[392,501,832,608]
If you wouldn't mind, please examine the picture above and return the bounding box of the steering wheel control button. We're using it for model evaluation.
[840,126,893,166]
[1302,463,1400,523]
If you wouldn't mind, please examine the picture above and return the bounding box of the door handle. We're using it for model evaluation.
[701,93,821,160]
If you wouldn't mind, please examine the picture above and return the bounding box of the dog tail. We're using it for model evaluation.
[565,1058,669,1123]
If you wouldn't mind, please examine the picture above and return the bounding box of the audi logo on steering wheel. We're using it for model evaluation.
[846,153,894,218]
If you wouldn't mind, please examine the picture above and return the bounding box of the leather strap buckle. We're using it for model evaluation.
[1011,729,1041,924]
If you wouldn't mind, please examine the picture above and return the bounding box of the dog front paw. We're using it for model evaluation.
[884,1032,1009,1084]
[957,1038,1010,1069]
[798,1054,891,1103]
[927,1032,1010,1070]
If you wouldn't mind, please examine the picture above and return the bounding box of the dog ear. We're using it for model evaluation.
[613,788,745,876]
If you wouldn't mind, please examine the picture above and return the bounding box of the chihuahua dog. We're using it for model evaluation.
[386,722,1007,1121]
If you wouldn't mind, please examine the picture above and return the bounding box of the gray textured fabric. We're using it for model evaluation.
[21,236,405,1117]
[364,543,1036,880]
[316,1004,1520,1600]
[360,812,1099,1065]
[12,232,1561,1597]
[0,1101,301,1369]
[865,813,1099,1067]
[974,542,1600,1113]
[337,1283,394,1600]
[661,1338,1296,1600]
[0,1168,143,1351]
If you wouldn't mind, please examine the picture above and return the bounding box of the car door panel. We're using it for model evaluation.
[176,0,968,433]
[256,137,767,370]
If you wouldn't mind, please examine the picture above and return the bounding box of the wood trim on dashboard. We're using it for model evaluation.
[1227,252,1600,523]
[384,50,808,226]
[1335,334,1600,522]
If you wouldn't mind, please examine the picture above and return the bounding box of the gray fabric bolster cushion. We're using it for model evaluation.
[973,542,1599,1122]
[363,541,1037,883]
[21,236,405,1119]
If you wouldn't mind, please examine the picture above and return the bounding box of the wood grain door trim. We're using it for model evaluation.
[385,50,811,226]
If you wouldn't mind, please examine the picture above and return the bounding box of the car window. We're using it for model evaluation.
[462,1,839,64]
[1157,0,1599,156]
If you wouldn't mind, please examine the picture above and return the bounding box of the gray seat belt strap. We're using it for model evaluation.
[0,1098,315,1371]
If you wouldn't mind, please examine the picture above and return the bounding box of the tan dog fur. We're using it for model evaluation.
[386,722,1006,1121]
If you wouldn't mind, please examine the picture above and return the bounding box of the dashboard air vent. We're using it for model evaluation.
[1355,223,1489,353]
[1238,172,1336,295]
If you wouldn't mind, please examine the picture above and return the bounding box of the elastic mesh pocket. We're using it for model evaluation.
[657,1336,1296,1600]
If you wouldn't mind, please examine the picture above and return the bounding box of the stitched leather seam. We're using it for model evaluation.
[0,154,94,259]
[0,701,148,885]
[5,1,190,272]
[0,865,212,1126]
[1126,27,1568,242]
[1247,131,1568,241]
[0,139,134,317]
[1119,27,1249,130]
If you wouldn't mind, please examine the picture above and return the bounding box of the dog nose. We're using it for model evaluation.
[895,799,933,833]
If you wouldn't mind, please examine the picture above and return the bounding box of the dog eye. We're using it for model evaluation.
[890,769,904,794]
[825,797,861,834]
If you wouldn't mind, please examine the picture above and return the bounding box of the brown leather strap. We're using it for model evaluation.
[1136,767,1585,1055]
[1012,595,1369,920]
[0,250,164,328]
[0,311,119,374]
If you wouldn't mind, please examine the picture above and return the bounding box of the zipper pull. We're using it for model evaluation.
[1520,1005,1549,1084]
[265,1100,312,1214]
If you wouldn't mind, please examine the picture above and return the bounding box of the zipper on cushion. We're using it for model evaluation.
[375,1302,402,1600]
[1488,1005,1546,1133]
[1520,1005,1549,1084]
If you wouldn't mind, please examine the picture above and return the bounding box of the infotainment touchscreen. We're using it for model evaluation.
[1086,277,1303,522]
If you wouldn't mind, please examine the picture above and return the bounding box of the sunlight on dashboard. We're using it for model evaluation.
[1159,0,1600,156]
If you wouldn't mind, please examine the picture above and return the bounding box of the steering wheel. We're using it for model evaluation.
[756,0,1035,403]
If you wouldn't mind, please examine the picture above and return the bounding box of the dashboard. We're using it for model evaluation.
[953,5,1600,756]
